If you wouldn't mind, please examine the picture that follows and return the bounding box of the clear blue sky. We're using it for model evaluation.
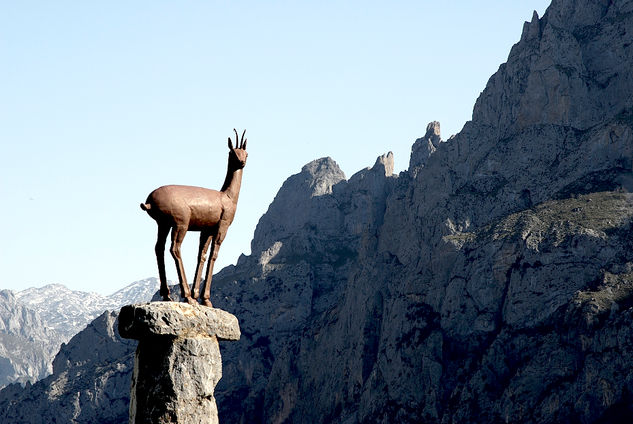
[1,1,551,295]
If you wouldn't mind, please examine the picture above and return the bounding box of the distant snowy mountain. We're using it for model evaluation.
[14,278,160,340]
[107,277,162,308]
[0,290,58,387]
[0,278,160,388]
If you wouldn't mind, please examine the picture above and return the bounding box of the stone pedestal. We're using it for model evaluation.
[118,302,240,424]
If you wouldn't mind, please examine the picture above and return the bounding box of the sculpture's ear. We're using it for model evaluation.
[228,137,234,150]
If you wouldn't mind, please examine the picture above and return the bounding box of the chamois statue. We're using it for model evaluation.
[140,129,248,307]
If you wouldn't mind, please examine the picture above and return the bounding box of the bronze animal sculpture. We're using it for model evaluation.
[141,129,248,307]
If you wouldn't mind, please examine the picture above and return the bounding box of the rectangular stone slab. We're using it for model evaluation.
[118,302,241,341]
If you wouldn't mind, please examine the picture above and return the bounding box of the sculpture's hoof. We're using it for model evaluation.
[201,299,213,308]
[162,295,174,302]
[184,296,198,306]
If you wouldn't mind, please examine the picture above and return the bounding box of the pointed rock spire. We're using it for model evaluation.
[409,121,442,173]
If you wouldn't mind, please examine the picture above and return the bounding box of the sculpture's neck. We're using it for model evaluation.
[221,167,243,202]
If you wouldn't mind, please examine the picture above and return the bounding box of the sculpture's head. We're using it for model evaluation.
[228,129,248,169]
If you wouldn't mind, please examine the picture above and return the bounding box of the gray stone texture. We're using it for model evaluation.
[0,311,136,423]
[210,2,633,422]
[119,302,240,341]
[118,303,239,424]
[0,290,59,388]
[0,278,162,389]
[409,120,442,174]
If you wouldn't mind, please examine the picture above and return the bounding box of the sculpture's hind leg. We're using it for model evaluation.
[155,224,172,301]
[169,225,197,305]
[191,230,213,299]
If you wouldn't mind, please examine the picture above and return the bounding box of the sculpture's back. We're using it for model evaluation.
[143,185,224,229]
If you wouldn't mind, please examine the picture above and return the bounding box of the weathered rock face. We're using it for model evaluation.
[250,157,347,258]
[409,121,442,174]
[119,303,240,424]
[208,1,633,422]
[0,290,59,388]
[473,1,633,137]
[1,0,633,423]
[209,151,398,423]
[0,310,136,424]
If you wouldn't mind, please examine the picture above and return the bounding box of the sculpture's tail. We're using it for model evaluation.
[140,203,151,211]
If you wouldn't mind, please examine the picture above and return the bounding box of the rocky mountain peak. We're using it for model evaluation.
[472,0,633,138]
[250,157,346,257]
[299,157,346,197]
[409,121,442,173]
[373,151,395,176]
[520,10,541,42]
[0,278,160,389]
[424,120,441,142]
[14,278,159,340]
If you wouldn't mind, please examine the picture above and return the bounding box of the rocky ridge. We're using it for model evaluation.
[0,278,160,389]
[0,311,136,424]
[0,290,58,388]
[15,278,160,340]
[212,1,633,421]
[1,0,633,423]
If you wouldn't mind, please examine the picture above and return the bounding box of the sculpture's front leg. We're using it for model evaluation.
[201,227,228,307]
[192,231,213,299]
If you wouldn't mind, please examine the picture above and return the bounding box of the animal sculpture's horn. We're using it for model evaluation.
[234,128,239,146]
[241,129,246,148]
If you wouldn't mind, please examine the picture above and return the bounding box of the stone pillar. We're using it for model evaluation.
[118,302,240,424]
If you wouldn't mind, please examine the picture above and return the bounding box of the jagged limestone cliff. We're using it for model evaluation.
[211,1,633,422]
[1,0,632,422]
